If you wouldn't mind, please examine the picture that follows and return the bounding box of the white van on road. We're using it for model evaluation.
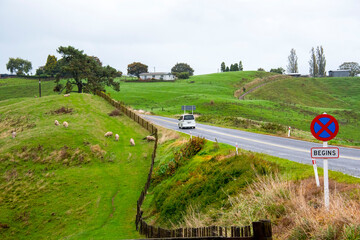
[178,114,196,129]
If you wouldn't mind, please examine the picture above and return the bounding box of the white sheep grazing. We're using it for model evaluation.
[64,94,70,97]
[12,131,16,139]
[130,138,135,146]
[63,121,69,128]
[146,136,156,142]
[115,134,119,141]
[104,131,113,137]
[55,120,60,126]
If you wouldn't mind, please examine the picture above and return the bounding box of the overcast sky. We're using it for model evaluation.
[0,0,359,75]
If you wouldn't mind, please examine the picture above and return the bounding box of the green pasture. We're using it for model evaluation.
[106,72,360,145]
[0,94,153,239]
[0,78,57,101]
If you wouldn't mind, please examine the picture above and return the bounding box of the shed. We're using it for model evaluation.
[328,70,350,77]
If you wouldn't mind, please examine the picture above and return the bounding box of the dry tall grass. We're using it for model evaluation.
[157,126,180,144]
[178,175,360,240]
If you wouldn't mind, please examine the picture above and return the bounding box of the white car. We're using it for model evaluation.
[178,114,196,129]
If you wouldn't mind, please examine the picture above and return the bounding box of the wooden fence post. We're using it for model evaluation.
[253,220,272,240]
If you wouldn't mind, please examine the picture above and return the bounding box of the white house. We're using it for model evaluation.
[139,72,175,80]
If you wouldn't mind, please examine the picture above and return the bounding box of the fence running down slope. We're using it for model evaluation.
[96,91,272,240]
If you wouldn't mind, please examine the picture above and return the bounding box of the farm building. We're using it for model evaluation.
[139,72,175,80]
[328,70,350,77]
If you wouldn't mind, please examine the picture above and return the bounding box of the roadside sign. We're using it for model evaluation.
[310,114,339,141]
[311,147,339,159]
[181,105,196,111]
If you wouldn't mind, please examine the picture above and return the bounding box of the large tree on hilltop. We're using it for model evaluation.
[127,62,148,77]
[55,46,119,93]
[6,58,32,75]
[171,63,194,76]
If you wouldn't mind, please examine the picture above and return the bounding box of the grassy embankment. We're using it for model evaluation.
[107,72,360,146]
[0,93,153,239]
[142,132,360,240]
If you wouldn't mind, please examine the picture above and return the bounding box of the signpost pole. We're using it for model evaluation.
[235,142,238,155]
[323,141,329,210]
[312,159,320,187]
[288,126,291,137]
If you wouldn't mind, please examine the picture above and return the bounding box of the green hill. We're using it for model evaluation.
[0,94,153,239]
[107,72,360,146]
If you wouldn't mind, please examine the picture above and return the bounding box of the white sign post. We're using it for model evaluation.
[235,142,238,155]
[323,141,329,210]
[311,159,320,187]
[310,113,339,211]
[288,126,291,137]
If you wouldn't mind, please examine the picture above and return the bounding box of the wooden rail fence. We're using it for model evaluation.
[96,91,272,240]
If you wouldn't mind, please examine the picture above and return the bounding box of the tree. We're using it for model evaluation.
[44,55,58,76]
[239,61,243,71]
[257,68,265,71]
[339,62,360,77]
[270,67,285,74]
[220,62,226,72]
[316,46,326,77]
[225,66,229,72]
[171,63,194,76]
[127,62,148,77]
[287,48,298,73]
[177,72,190,79]
[55,46,119,94]
[309,47,318,77]
[6,58,32,75]
[230,63,239,71]
[230,64,234,71]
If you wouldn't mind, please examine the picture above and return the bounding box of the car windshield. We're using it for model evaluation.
[184,115,194,120]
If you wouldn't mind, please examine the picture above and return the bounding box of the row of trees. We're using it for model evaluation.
[127,62,194,79]
[220,61,243,72]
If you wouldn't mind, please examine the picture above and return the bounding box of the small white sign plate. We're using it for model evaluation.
[311,147,339,159]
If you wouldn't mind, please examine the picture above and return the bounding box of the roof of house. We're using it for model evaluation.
[329,70,350,72]
[139,72,173,76]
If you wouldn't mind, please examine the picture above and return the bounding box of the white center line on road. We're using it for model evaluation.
[145,116,360,161]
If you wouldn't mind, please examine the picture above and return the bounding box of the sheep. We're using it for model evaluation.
[12,131,16,139]
[55,120,60,126]
[146,135,156,142]
[115,134,119,141]
[63,121,69,128]
[64,94,70,97]
[138,110,145,114]
[130,138,135,146]
[104,131,113,137]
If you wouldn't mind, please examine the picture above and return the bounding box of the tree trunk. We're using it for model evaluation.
[77,82,83,93]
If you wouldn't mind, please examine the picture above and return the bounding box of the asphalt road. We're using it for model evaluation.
[142,115,360,178]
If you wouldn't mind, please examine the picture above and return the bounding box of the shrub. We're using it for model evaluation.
[177,72,190,79]
[108,109,121,116]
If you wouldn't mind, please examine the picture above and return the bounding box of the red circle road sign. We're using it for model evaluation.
[310,114,339,141]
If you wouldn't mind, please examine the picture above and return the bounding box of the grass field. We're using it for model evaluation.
[0,94,153,239]
[0,78,57,101]
[106,72,360,146]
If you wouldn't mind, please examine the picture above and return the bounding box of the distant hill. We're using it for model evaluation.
[107,72,360,146]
